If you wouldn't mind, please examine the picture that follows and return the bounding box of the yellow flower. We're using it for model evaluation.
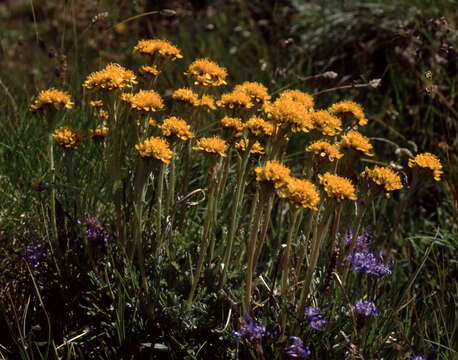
[318,172,357,201]
[234,82,271,104]
[198,95,217,110]
[148,118,158,127]
[246,116,274,137]
[83,63,137,91]
[306,140,343,161]
[172,88,199,106]
[341,130,374,157]
[94,109,109,121]
[264,98,314,132]
[52,126,82,149]
[278,177,320,210]
[89,127,109,140]
[89,100,103,108]
[217,91,253,109]
[235,139,265,154]
[361,166,403,196]
[408,152,443,181]
[220,116,244,136]
[124,90,164,112]
[255,160,291,188]
[30,88,74,112]
[310,110,342,136]
[160,116,193,140]
[184,58,228,86]
[135,136,173,163]
[139,65,160,77]
[133,39,183,61]
[328,101,368,127]
[278,89,314,109]
[193,136,228,157]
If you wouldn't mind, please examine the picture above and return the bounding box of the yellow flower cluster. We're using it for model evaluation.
[310,110,342,136]
[160,117,193,140]
[52,126,81,149]
[408,152,443,181]
[133,39,183,61]
[278,90,314,109]
[306,140,343,161]
[246,116,274,137]
[217,91,253,109]
[30,88,74,112]
[184,58,228,86]
[235,139,264,154]
[198,95,217,110]
[341,130,374,157]
[328,101,368,127]
[361,166,403,196]
[278,177,320,210]
[172,88,199,106]
[123,90,164,112]
[135,136,173,163]
[220,116,244,136]
[193,136,228,157]
[264,98,314,133]
[89,126,109,140]
[83,63,137,91]
[139,65,160,77]
[94,109,109,121]
[234,82,271,104]
[318,172,357,201]
[255,160,291,188]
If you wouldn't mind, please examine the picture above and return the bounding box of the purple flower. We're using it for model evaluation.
[411,357,426,360]
[234,318,266,341]
[346,250,392,276]
[85,217,113,246]
[410,349,437,360]
[344,229,372,249]
[23,239,46,268]
[355,300,378,317]
[304,306,329,331]
[284,336,311,358]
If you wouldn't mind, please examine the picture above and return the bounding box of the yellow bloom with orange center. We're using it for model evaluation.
[52,126,81,149]
[172,88,199,106]
[30,88,74,112]
[133,39,183,61]
[124,90,164,112]
[198,95,217,110]
[278,89,314,109]
[278,177,320,210]
[83,63,137,91]
[220,116,244,136]
[408,152,443,181]
[306,140,343,161]
[234,82,270,104]
[193,137,228,157]
[361,166,403,196]
[264,98,314,132]
[235,139,265,154]
[246,116,274,137]
[318,172,357,201]
[217,91,253,109]
[328,101,368,127]
[89,127,109,140]
[184,58,228,86]
[139,65,160,77]
[341,130,374,157]
[160,116,193,140]
[310,110,342,136]
[255,160,291,188]
[135,136,173,163]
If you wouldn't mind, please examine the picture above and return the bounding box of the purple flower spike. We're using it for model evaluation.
[23,239,46,268]
[284,336,311,358]
[344,229,372,250]
[85,217,114,246]
[355,300,378,317]
[233,318,266,341]
[346,250,392,277]
[304,306,329,331]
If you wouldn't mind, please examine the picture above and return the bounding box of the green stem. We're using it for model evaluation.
[48,134,58,247]
[294,212,314,279]
[252,189,275,267]
[155,162,166,256]
[280,209,301,296]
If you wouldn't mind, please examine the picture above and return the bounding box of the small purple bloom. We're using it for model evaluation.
[304,306,329,331]
[355,300,378,317]
[284,336,311,358]
[85,217,113,246]
[344,229,372,249]
[410,349,437,360]
[346,250,392,276]
[234,318,266,341]
[23,239,46,268]
[411,357,426,360]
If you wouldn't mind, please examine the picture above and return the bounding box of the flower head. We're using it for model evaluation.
[264,98,313,132]
[255,160,291,188]
[52,126,82,149]
[304,306,329,331]
[89,100,103,108]
[408,153,443,181]
[310,110,342,136]
[172,88,199,106]
[306,140,343,161]
[83,63,137,91]
[160,116,193,140]
[89,126,109,141]
[347,250,392,276]
[279,90,314,109]
[133,39,182,61]
[193,136,228,157]
[23,239,46,268]
[284,336,311,358]
[123,89,164,112]
[318,173,357,201]
[278,177,320,210]
[220,116,244,136]
[234,82,270,104]
[328,101,368,127]
[198,95,217,110]
[30,88,74,112]
[85,217,114,246]
[184,58,227,86]
[341,130,374,156]
[217,91,253,109]
[361,166,403,196]
[139,65,160,77]
[94,108,109,121]
[246,116,274,137]
[235,139,265,154]
[355,300,378,317]
[135,136,173,163]
[233,318,266,341]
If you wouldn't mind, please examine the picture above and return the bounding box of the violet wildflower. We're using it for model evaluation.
[344,229,372,249]
[304,306,329,331]
[410,349,438,360]
[346,250,392,276]
[23,239,46,268]
[234,318,266,341]
[355,300,378,317]
[284,336,311,358]
[85,217,114,246]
